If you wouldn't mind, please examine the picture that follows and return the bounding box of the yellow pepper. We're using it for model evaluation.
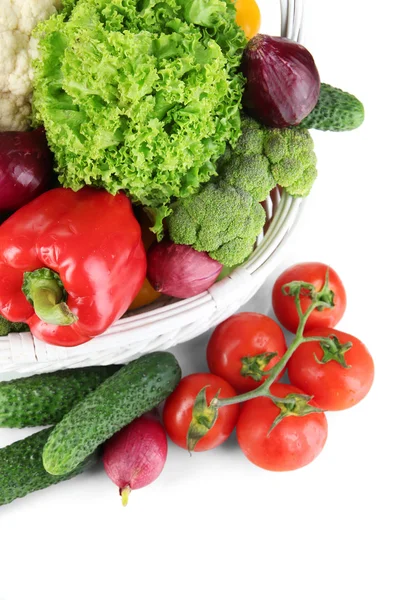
[128,208,161,310]
[233,0,261,40]
[129,278,161,310]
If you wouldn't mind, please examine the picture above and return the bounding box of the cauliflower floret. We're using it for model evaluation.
[0,0,62,131]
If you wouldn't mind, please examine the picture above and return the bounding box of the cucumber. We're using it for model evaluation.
[0,366,119,428]
[299,83,364,132]
[43,352,182,476]
[0,428,98,506]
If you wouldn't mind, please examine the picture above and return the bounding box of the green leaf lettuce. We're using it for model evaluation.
[32,0,246,228]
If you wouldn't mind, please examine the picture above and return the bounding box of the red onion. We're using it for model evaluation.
[242,34,320,128]
[103,413,168,506]
[0,128,54,213]
[147,241,223,299]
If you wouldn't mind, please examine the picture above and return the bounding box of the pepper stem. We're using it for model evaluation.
[22,268,77,327]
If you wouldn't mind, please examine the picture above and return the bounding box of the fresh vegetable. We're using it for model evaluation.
[0,128,54,212]
[298,83,365,132]
[263,127,317,197]
[128,210,161,309]
[168,182,266,268]
[32,0,247,231]
[168,115,317,267]
[147,241,222,299]
[233,0,261,40]
[272,263,346,333]
[0,315,29,336]
[168,115,270,268]
[0,427,98,506]
[43,352,181,475]
[163,373,239,452]
[236,383,328,471]
[0,187,146,347]
[0,366,119,428]
[129,279,161,311]
[0,0,62,132]
[220,153,274,202]
[288,327,374,411]
[207,312,287,393]
[188,275,343,449]
[103,413,168,506]
[242,34,320,127]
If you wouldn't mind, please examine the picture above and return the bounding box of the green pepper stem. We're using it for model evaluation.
[22,267,77,327]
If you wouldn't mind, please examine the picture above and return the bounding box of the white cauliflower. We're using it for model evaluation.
[0,0,62,131]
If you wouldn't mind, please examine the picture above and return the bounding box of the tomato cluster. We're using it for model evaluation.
[163,263,374,472]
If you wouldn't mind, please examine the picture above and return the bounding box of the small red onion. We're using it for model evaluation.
[242,34,320,128]
[0,128,54,213]
[147,240,222,299]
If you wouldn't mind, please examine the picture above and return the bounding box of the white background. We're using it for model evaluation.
[0,1,399,599]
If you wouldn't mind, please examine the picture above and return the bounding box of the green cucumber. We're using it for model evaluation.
[0,428,98,506]
[0,366,119,428]
[43,352,182,476]
[299,83,364,132]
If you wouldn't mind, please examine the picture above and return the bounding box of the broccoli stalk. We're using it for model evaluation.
[168,115,317,267]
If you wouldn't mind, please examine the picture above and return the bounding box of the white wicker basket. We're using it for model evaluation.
[0,0,307,376]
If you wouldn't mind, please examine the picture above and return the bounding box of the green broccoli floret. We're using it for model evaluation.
[221,154,275,202]
[0,315,30,336]
[167,116,318,267]
[263,128,317,197]
[168,183,266,267]
[233,114,265,156]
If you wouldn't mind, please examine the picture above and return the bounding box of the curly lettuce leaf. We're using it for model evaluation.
[32,0,246,227]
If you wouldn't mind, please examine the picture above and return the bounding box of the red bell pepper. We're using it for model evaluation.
[0,187,146,347]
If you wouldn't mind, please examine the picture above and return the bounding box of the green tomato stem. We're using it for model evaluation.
[212,298,328,410]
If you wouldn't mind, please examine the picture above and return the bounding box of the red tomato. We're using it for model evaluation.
[163,373,239,451]
[288,327,374,411]
[272,262,346,333]
[237,383,328,471]
[207,312,287,393]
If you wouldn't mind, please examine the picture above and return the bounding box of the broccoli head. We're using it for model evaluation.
[0,315,29,337]
[263,128,317,197]
[168,183,266,267]
[233,114,265,156]
[220,154,275,202]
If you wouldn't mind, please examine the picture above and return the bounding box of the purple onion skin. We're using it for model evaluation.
[147,241,223,299]
[0,128,54,213]
[242,34,321,128]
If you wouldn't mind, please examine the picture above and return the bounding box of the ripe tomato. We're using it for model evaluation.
[207,312,287,393]
[163,373,240,451]
[288,327,374,411]
[233,0,261,39]
[237,383,328,471]
[272,262,346,333]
